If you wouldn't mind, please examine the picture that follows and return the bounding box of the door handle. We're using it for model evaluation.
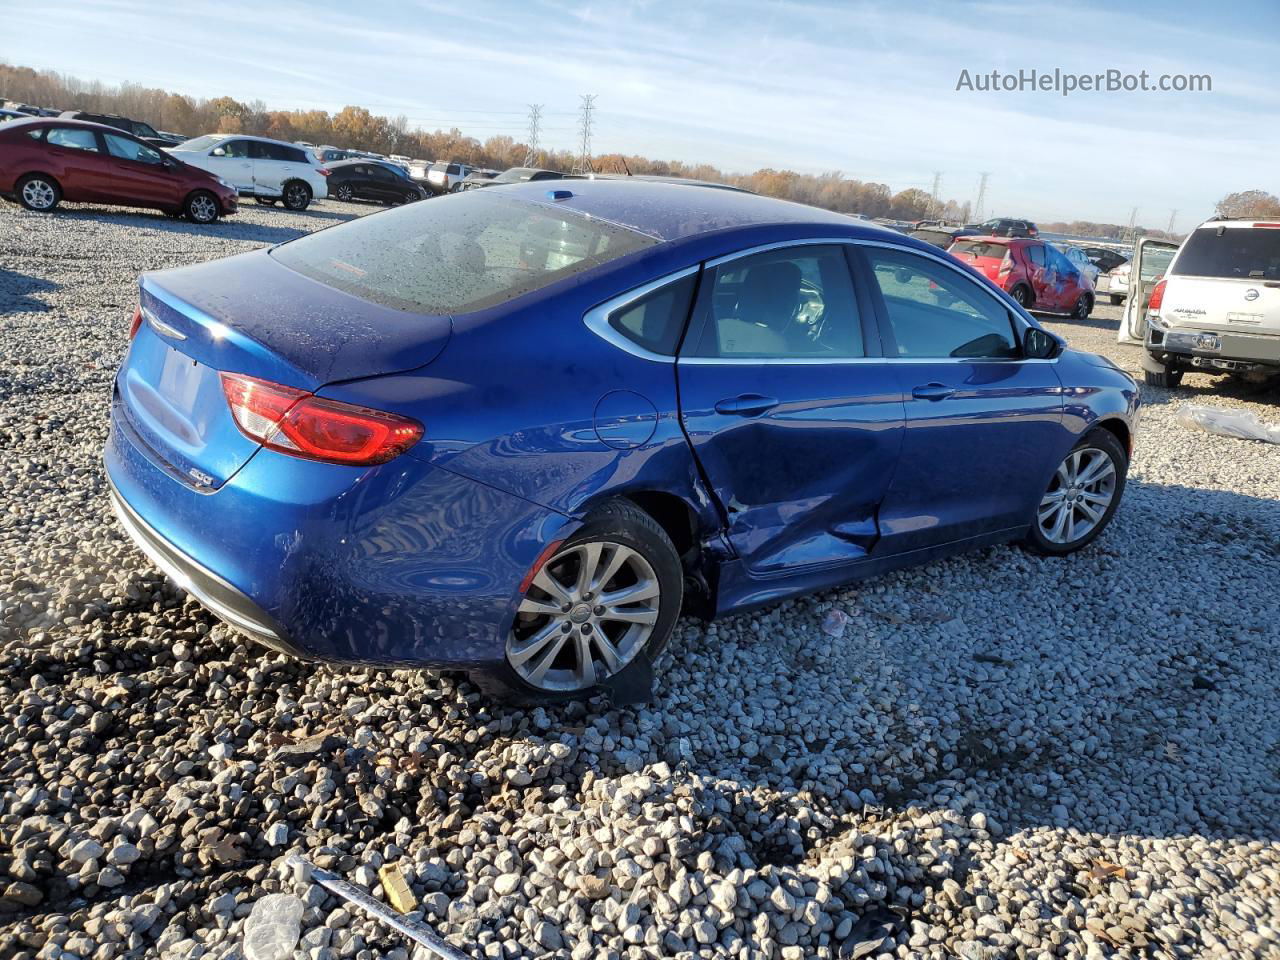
[912,383,956,401]
[714,394,778,416]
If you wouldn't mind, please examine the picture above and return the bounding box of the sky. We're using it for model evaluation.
[3,0,1277,229]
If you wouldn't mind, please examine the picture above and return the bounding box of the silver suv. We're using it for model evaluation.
[1143,218,1280,387]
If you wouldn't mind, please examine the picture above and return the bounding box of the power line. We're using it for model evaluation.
[574,94,596,174]
[973,172,990,223]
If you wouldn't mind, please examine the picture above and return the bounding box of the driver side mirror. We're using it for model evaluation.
[1024,327,1061,360]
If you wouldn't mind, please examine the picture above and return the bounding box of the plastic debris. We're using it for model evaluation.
[242,893,305,960]
[288,856,469,960]
[379,863,418,914]
[821,609,849,639]
[1175,403,1280,444]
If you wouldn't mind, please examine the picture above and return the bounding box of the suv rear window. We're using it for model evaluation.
[271,192,659,314]
[1172,227,1280,281]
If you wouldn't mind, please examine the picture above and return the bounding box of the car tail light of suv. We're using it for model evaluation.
[1147,278,1167,316]
[220,372,423,466]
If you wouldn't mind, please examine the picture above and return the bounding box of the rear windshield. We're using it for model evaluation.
[270,192,659,314]
[951,240,1008,259]
[1172,227,1280,281]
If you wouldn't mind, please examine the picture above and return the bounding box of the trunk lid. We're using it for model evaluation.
[950,240,1011,283]
[117,248,450,490]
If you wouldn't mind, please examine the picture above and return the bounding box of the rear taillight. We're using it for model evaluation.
[1148,278,1167,314]
[998,254,1012,276]
[1254,222,1280,229]
[317,168,331,177]
[129,306,144,340]
[220,372,422,466]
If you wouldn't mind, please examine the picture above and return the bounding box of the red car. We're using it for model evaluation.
[0,118,237,223]
[948,236,1094,318]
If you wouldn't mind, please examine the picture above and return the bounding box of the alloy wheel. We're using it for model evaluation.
[336,184,352,201]
[1038,447,1117,545]
[22,179,56,210]
[506,540,660,692]
[189,194,217,223]
[285,184,308,208]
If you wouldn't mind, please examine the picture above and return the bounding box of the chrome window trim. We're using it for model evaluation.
[583,236,1056,366]
[582,265,700,362]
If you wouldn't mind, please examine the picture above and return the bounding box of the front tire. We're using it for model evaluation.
[282,180,311,210]
[1023,429,1127,556]
[498,500,683,700]
[1109,294,1124,306]
[17,174,61,212]
[184,190,220,224]
[254,196,277,206]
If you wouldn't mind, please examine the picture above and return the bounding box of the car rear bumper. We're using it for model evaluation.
[104,392,573,668]
[1147,323,1280,370]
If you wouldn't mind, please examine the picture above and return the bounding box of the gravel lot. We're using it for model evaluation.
[1,197,1278,960]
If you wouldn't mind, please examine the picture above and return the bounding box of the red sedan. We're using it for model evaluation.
[949,236,1094,318]
[0,118,237,223]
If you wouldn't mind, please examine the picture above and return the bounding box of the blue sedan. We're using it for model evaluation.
[104,180,1139,698]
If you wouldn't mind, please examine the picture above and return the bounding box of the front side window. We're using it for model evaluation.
[867,248,1019,359]
[219,139,250,158]
[104,133,164,164]
[687,246,864,359]
[46,127,100,152]
[271,191,658,314]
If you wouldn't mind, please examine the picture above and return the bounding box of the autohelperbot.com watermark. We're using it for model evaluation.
[955,68,1211,96]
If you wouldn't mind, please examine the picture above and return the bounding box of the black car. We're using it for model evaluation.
[58,111,174,148]
[326,159,426,205]
[965,217,1039,238]
[1082,246,1129,273]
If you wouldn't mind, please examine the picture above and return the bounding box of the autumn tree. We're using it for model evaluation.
[1216,190,1280,219]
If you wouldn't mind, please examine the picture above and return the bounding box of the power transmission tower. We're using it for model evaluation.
[1166,209,1178,234]
[523,104,543,168]
[1127,206,1139,241]
[929,172,942,217]
[973,172,990,223]
[574,95,596,174]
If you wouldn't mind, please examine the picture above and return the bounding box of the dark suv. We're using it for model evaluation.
[966,217,1039,238]
[58,111,180,148]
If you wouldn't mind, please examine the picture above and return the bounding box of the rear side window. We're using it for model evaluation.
[104,133,164,164]
[1026,245,1046,267]
[867,248,1019,359]
[687,246,864,359]
[46,127,100,152]
[1172,228,1280,281]
[271,192,659,314]
[608,274,697,356]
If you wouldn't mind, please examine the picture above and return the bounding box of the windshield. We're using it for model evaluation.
[1171,228,1280,281]
[270,191,659,314]
[176,135,220,152]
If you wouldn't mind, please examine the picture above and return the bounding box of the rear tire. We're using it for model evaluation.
[1143,365,1183,388]
[254,196,277,206]
[1010,284,1032,308]
[282,180,311,210]
[184,190,220,224]
[1023,429,1128,556]
[334,183,354,202]
[494,500,683,702]
[1072,293,1093,319]
[17,174,61,212]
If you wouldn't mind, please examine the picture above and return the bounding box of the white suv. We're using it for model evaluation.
[1143,219,1280,387]
[425,161,473,195]
[167,134,329,210]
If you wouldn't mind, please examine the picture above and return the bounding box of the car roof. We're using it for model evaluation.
[497,178,904,244]
[182,133,307,148]
[1196,218,1280,230]
[7,116,142,137]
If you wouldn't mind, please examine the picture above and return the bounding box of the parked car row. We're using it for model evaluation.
[0,117,237,222]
